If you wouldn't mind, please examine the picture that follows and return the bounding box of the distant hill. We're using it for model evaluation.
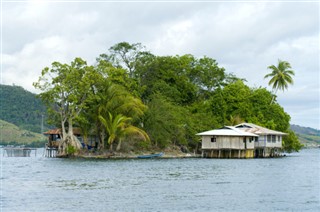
[290,124,320,147]
[0,119,47,147]
[290,124,320,136]
[0,84,49,133]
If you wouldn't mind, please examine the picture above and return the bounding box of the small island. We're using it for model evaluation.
[32,42,303,158]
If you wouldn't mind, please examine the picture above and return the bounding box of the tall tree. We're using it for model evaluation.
[33,58,93,156]
[264,59,295,103]
[107,42,145,78]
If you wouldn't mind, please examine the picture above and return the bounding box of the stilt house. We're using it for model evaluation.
[197,123,287,158]
[197,126,258,158]
[43,128,98,157]
[234,123,286,157]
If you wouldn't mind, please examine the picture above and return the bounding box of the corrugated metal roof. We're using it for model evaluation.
[234,123,287,135]
[196,126,258,137]
[43,129,61,135]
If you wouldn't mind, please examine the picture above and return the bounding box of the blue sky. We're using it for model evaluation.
[1,0,319,129]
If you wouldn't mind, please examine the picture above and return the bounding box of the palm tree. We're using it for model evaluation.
[264,59,295,103]
[99,112,149,151]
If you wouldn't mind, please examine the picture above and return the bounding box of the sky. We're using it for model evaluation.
[1,0,319,129]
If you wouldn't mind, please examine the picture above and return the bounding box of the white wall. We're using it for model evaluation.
[202,136,255,150]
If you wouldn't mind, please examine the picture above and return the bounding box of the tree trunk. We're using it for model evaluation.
[116,139,122,151]
[67,118,82,149]
[109,143,113,152]
[61,119,67,140]
[97,121,105,150]
[270,88,278,104]
[57,118,82,157]
[99,128,105,150]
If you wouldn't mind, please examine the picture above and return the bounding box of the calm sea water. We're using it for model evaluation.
[0,148,319,212]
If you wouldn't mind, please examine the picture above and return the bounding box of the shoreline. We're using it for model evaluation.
[76,151,201,159]
[55,146,319,159]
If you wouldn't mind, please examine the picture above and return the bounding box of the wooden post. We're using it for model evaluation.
[218,150,221,158]
[238,150,240,158]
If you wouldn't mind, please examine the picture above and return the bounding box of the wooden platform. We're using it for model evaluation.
[44,147,58,157]
[3,147,37,157]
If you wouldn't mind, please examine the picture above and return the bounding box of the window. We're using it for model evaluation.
[272,135,276,143]
[243,137,246,143]
[267,135,271,143]
[255,137,258,142]
[278,136,281,142]
[211,137,216,142]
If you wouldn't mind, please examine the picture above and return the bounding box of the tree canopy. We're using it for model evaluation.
[34,42,302,154]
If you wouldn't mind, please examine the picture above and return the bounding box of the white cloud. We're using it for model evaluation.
[150,19,195,55]
[1,1,319,128]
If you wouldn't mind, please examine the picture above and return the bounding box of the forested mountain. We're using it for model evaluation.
[0,84,49,133]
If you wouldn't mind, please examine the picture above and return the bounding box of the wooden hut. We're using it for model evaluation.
[43,128,98,157]
[197,126,258,158]
[234,123,286,157]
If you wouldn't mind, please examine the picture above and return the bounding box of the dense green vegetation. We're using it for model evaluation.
[0,84,49,133]
[33,42,303,154]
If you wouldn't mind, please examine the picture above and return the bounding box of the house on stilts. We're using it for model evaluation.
[43,128,98,157]
[197,126,258,158]
[234,123,286,158]
[197,123,287,158]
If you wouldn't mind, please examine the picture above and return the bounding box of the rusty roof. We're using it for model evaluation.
[43,128,83,135]
[235,123,287,135]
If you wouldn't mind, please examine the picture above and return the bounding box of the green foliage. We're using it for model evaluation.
[264,59,295,104]
[33,58,93,135]
[220,80,252,121]
[143,93,204,150]
[66,145,76,155]
[143,94,179,148]
[0,84,49,133]
[31,41,301,154]
[107,42,145,77]
[282,130,304,153]
[134,140,151,150]
[265,59,295,92]
[99,112,149,151]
